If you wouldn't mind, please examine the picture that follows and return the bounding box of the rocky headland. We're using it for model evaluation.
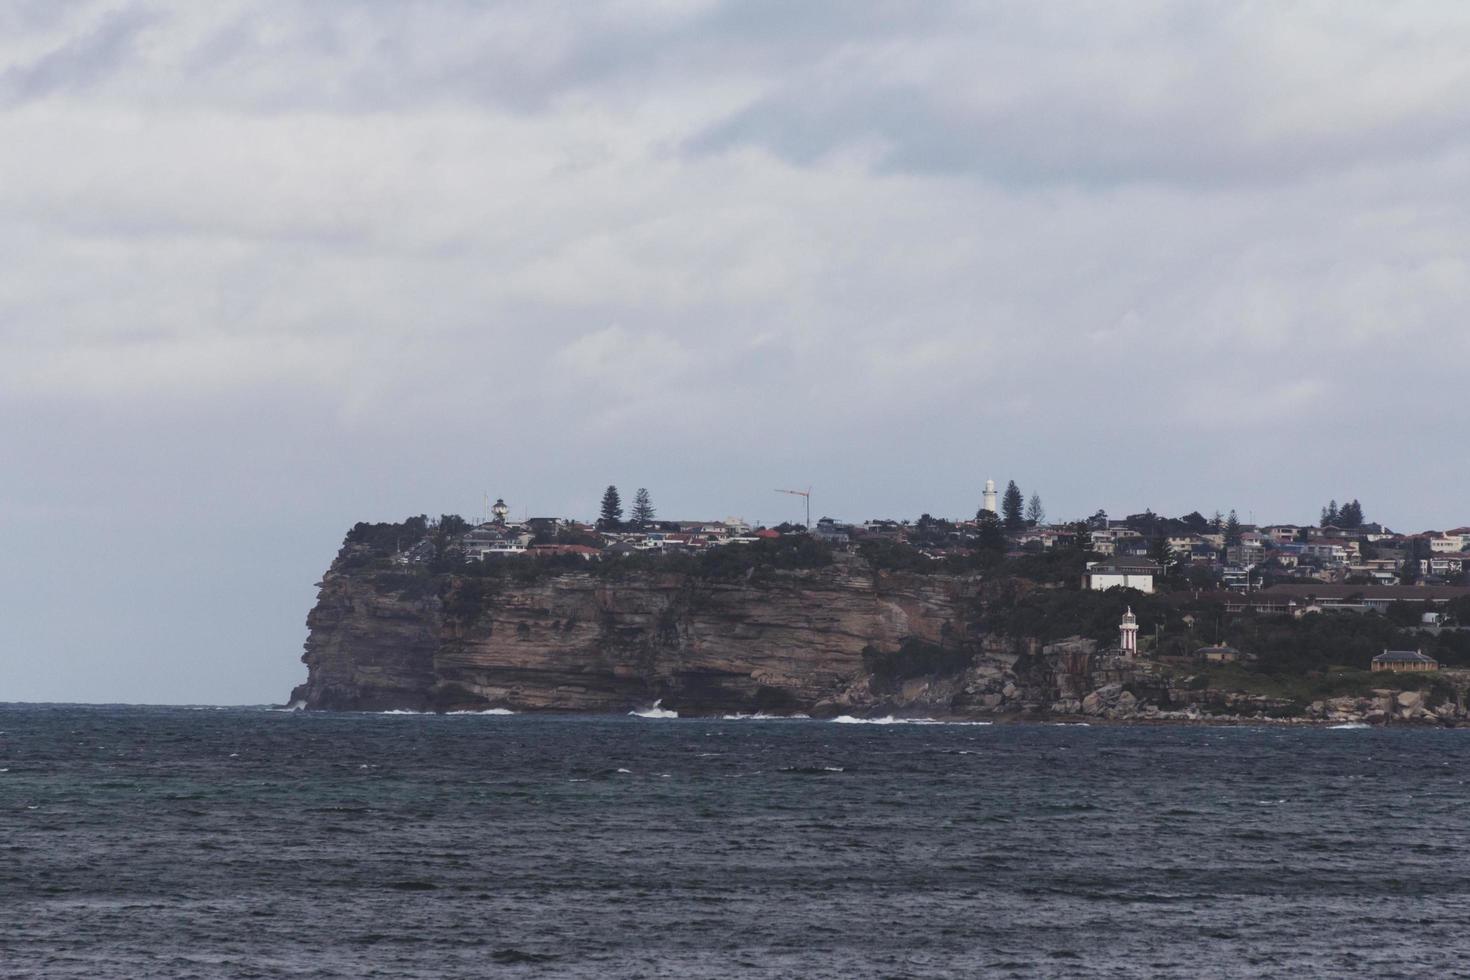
[290,539,1468,726]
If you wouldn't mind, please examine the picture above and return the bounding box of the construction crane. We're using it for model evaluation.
[774,487,811,529]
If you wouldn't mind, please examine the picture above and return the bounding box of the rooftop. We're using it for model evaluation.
[1259,584,1470,601]
[1373,649,1437,664]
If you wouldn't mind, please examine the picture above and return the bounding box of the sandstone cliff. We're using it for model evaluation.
[290,553,1001,715]
[290,548,1470,725]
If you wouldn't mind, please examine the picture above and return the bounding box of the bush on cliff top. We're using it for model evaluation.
[345,516,429,552]
[691,536,834,580]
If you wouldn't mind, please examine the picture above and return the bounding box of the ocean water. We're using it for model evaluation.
[2,706,1468,978]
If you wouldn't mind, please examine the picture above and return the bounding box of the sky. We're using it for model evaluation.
[3,1,1469,704]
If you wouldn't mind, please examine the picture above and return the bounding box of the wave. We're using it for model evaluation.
[1327,722,1371,730]
[720,712,811,720]
[831,715,993,726]
[372,708,517,716]
[778,765,846,774]
[629,700,678,719]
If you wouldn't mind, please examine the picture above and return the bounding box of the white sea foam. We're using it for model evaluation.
[629,700,678,719]
[616,768,633,774]
[378,709,424,715]
[831,715,993,726]
[720,712,811,721]
[1328,723,1371,730]
[446,708,516,715]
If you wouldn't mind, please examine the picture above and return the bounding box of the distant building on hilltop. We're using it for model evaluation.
[1371,649,1439,673]
[1084,557,1160,594]
[1197,645,1247,664]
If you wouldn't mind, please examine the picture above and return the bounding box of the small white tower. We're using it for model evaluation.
[491,497,509,525]
[1120,606,1139,658]
[982,479,998,515]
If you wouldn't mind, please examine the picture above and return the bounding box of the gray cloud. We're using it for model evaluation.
[1,5,156,103]
[688,5,1470,188]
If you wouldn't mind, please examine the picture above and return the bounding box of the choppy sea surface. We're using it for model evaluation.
[3,705,1468,978]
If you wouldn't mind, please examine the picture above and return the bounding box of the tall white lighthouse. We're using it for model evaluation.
[1119,607,1139,658]
[982,479,998,515]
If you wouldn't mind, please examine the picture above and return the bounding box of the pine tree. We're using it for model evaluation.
[1401,540,1421,585]
[1321,500,1339,528]
[1070,520,1092,553]
[1002,481,1025,531]
[598,485,623,530]
[1025,493,1045,526]
[1211,511,1223,533]
[1149,534,1174,572]
[975,510,1006,551]
[1339,499,1364,529]
[630,488,655,528]
[1224,509,1242,546]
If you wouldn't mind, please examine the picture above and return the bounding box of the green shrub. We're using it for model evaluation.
[694,536,834,580]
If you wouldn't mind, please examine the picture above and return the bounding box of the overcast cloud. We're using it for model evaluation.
[3,1,1468,703]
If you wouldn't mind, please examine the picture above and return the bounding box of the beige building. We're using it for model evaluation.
[1370,649,1438,673]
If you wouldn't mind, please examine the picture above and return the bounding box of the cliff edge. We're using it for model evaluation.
[290,527,1470,725]
[289,549,1015,715]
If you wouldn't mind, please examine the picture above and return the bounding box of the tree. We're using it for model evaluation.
[598,486,623,530]
[1002,481,1025,532]
[1088,509,1108,530]
[438,514,470,536]
[1025,493,1045,527]
[975,510,1006,551]
[1211,511,1224,533]
[1224,510,1243,546]
[1069,520,1092,553]
[1148,535,1175,575]
[1321,500,1339,528]
[630,488,655,528]
[1339,499,1364,529]
[1401,539,1423,585]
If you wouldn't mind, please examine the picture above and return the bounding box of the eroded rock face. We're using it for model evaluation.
[288,551,1470,725]
[290,557,989,714]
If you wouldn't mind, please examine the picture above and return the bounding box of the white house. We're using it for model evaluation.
[1302,542,1348,564]
[1083,557,1160,594]
[1261,525,1301,545]
[462,526,531,559]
